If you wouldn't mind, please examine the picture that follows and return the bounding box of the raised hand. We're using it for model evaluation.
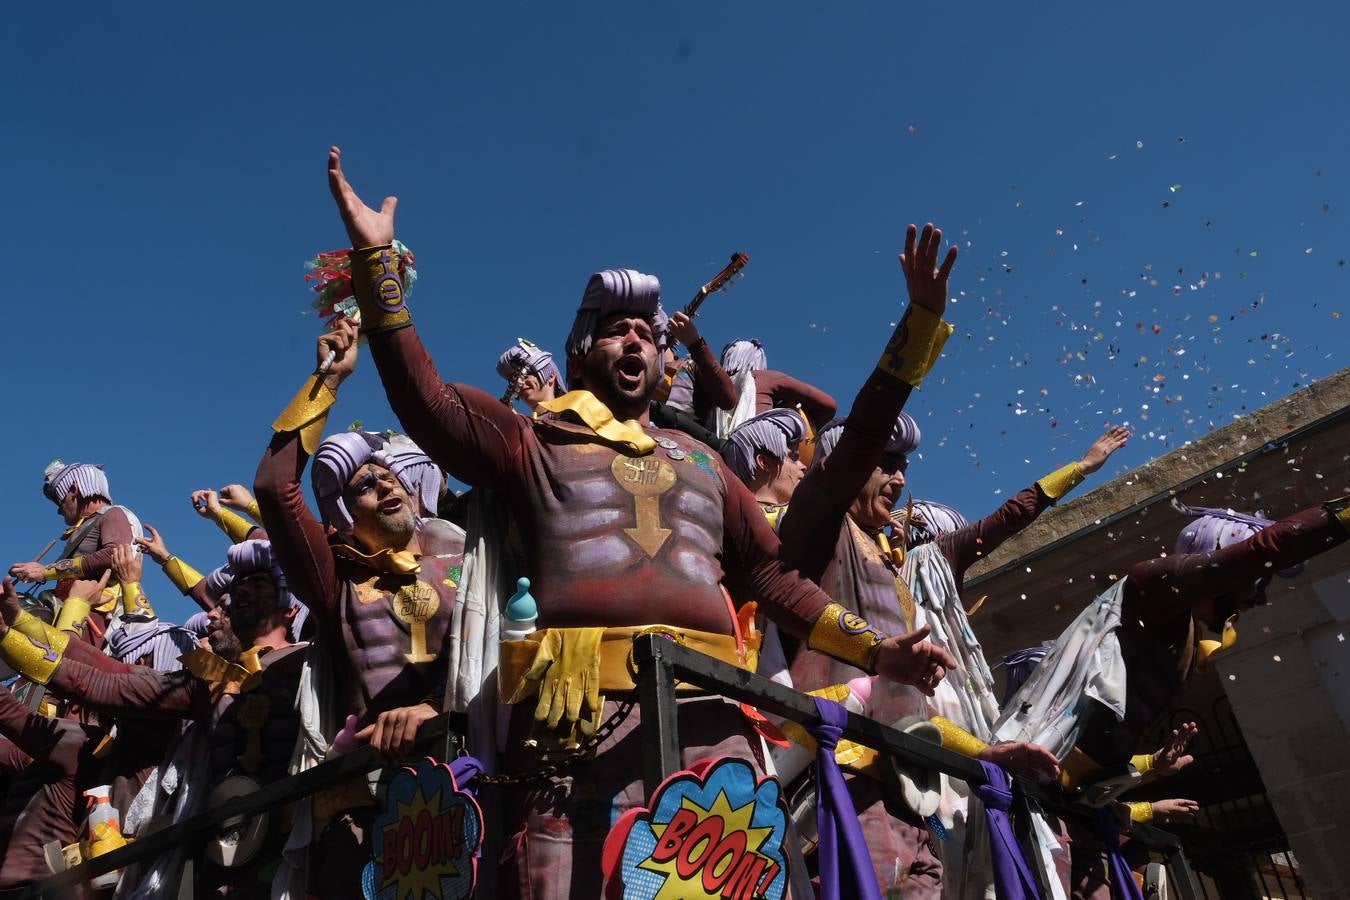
[328,147,396,250]
[1079,425,1131,475]
[109,544,142,585]
[355,701,439,761]
[979,741,1061,781]
[67,571,112,604]
[0,578,21,631]
[1154,721,1199,778]
[191,489,222,520]
[7,562,46,583]
[668,311,702,349]
[318,317,360,382]
[1151,797,1200,824]
[899,223,959,316]
[135,524,172,565]
[218,484,256,512]
[873,625,958,695]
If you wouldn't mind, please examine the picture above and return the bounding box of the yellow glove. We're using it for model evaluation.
[518,628,606,741]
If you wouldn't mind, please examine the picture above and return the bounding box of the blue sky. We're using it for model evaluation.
[3,2,1347,622]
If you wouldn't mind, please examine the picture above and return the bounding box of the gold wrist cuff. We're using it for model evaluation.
[931,716,989,758]
[54,596,93,635]
[875,304,954,388]
[45,557,83,582]
[120,582,155,618]
[272,374,338,455]
[1037,461,1085,501]
[11,609,49,642]
[1328,496,1350,530]
[215,508,257,544]
[0,622,69,684]
[807,602,885,673]
[244,500,263,525]
[163,556,205,595]
[1128,801,1154,823]
[349,244,412,333]
[1131,751,1158,778]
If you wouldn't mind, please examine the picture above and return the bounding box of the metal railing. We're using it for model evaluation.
[27,635,1201,898]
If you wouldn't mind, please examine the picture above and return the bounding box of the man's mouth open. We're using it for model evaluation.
[616,355,646,390]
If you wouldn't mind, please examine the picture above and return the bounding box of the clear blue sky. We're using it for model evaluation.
[3,2,1347,622]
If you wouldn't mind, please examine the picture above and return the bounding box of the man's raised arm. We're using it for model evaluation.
[326,147,527,490]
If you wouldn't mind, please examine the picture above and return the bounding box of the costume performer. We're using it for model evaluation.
[498,337,565,412]
[720,407,813,523]
[993,501,1350,898]
[324,147,957,899]
[720,338,838,428]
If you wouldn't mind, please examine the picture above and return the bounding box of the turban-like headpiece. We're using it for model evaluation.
[720,339,767,375]
[721,408,808,485]
[903,499,970,548]
[204,539,309,638]
[43,460,111,505]
[814,413,922,466]
[497,338,565,392]
[312,431,443,533]
[1172,500,1302,578]
[564,269,666,358]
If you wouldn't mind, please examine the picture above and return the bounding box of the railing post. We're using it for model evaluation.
[1010,785,1058,900]
[1166,843,1202,900]
[633,634,681,794]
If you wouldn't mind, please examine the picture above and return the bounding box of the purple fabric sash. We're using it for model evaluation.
[972,761,1041,900]
[808,697,883,900]
[1096,807,1145,900]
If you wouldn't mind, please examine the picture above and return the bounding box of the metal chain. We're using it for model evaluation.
[474,700,637,786]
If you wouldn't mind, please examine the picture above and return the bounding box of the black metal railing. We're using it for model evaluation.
[28,636,1202,898]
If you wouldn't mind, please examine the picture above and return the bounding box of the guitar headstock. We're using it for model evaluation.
[685,252,750,317]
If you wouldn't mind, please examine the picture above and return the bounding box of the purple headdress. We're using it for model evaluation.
[719,339,767,375]
[720,408,808,484]
[814,413,922,466]
[564,269,667,358]
[43,460,111,505]
[903,499,971,548]
[496,338,564,391]
[1172,499,1302,577]
[312,431,443,532]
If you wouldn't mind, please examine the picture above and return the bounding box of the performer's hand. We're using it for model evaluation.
[318,317,360,383]
[191,489,222,520]
[899,222,958,317]
[1154,721,1199,778]
[7,562,46,583]
[109,544,142,585]
[67,571,112,604]
[134,525,172,565]
[356,702,439,761]
[1151,798,1200,825]
[1078,425,1131,475]
[874,625,958,695]
[328,146,396,250]
[218,484,256,512]
[669,311,702,348]
[978,741,1061,781]
[0,578,21,633]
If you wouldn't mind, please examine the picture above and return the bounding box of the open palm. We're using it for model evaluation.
[328,146,397,249]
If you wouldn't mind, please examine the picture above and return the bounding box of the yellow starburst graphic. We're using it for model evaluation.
[379,784,462,900]
[637,789,780,900]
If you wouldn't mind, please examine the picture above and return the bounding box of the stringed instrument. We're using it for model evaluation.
[683,251,750,318]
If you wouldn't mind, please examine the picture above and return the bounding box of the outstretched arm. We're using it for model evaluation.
[136,524,215,612]
[327,147,529,490]
[755,370,837,426]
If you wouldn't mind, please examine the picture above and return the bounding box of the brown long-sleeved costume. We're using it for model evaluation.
[682,338,739,423]
[752,369,837,427]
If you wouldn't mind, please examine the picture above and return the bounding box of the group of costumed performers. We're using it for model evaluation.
[0,145,1345,900]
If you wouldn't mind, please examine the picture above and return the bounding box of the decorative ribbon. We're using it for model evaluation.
[807,697,882,900]
[972,761,1042,900]
[449,755,485,860]
[1096,806,1146,900]
[331,543,421,576]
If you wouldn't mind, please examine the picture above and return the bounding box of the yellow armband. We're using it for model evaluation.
[244,500,263,525]
[163,556,205,595]
[1037,461,1086,502]
[931,716,989,758]
[349,243,412,333]
[120,582,155,618]
[10,609,51,642]
[1127,801,1154,823]
[0,621,70,685]
[214,508,257,544]
[44,558,83,582]
[807,602,885,673]
[1131,751,1158,779]
[53,596,93,635]
[875,304,954,389]
[272,375,339,455]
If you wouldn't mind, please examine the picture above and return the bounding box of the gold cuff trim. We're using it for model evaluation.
[875,304,954,388]
[120,582,154,618]
[163,557,204,595]
[807,602,884,673]
[11,609,50,642]
[272,375,339,456]
[54,597,93,635]
[0,623,69,685]
[1131,751,1158,778]
[1037,461,1086,502]
[45,558,83,582]
[215,508,257,544]
[244,500,263,525]
[1128,801,1154,824]
[350,244,412,333]
[931,716,988,758]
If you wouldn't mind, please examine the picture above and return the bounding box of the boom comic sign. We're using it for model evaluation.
[362,757,483,900]
[603,758,789,900]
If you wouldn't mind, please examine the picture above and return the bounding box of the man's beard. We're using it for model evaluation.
[582,352,658,419]
[208,628,243,662]
[373,509,416,545]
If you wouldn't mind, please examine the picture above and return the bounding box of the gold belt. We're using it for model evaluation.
[498,624,755,700]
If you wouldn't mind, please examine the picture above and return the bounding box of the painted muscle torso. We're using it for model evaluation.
[208,644,308,786]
